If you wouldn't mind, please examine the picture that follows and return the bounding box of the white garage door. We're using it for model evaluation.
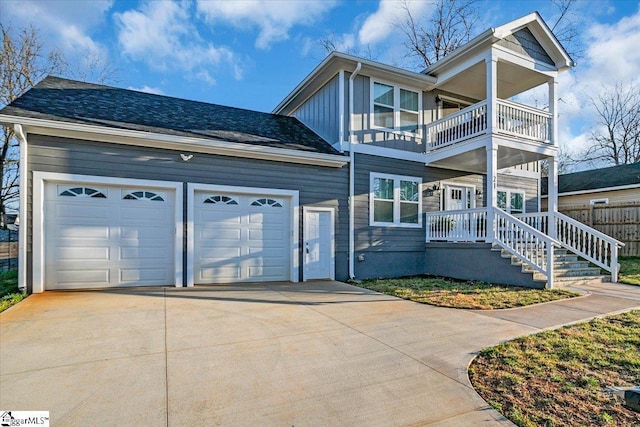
[194,191,291,283]
[44,183,175,290]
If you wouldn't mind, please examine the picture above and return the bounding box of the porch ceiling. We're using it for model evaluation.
[437,61,550,101]
[426,136,554,173]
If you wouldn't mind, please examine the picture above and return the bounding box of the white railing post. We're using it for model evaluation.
[547,156,558,240]
[486,143,498,244]
[546,245,554,289]
[611,248,619,283]
[486,54,498,135]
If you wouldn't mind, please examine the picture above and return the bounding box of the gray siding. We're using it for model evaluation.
[293,74,341,148]
[497,28,554,64]
[26,136,350,290]
[353,153,540,279]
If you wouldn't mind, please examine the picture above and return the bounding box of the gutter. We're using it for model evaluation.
[348,62,362,280]
[14,124,27,293]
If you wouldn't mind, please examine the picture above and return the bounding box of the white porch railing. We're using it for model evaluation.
[425,208,488,242]
[425,101,487,150]
[518,212,625,282]
[425,99,551,151]
[426,208,560,288]
[496,99,550,143]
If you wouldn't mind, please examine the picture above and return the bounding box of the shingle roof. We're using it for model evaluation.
[1,76,341,155]
[541,162,640,195]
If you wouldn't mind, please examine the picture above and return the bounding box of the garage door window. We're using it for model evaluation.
[204,195,238,205]
[251,198,283,207]
[123,190,165,201]
[58,186,107,198]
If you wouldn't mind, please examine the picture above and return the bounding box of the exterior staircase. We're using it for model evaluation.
[494,246,611,288]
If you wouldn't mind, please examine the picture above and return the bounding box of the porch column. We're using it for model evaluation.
[486,143,498,243]
[548,76,558,146]
[486,54,498,134]
[547,155,559,239]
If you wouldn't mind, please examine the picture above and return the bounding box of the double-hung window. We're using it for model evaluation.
[372,81,421,134]
[497,189,525,214]
[370,173,422,227]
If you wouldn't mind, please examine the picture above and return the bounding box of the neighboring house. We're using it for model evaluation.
[0,12,624,293]
[541,163,640,209]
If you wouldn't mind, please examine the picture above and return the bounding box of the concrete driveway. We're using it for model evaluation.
[1,281,639,426]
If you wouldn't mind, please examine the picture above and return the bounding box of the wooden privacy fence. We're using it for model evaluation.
[560,202,640,257]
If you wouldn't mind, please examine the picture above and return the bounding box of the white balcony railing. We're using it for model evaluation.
[518,212,625,281]
[425,99,551,150]
[425,101,487,150]
[496,99,550,143]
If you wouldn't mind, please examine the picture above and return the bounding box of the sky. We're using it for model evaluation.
[2,0,640,170]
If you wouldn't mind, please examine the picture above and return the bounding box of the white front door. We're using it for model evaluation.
[303,208,334,280]
[444,185,476,211]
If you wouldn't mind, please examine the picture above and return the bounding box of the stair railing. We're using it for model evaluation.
[494,209,561,289]
[518,211,625,282]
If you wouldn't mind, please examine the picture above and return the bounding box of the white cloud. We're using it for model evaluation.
[128,85,166,96]
[114,1,241,84]
[196,0,337,49]
[0,0,113,79]
[358,0,433,45]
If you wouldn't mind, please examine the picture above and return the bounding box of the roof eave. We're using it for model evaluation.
[0,114,349,168]
[273,51,437,115]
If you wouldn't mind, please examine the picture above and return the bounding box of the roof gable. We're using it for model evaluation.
[496,27,554,64]
[1,76,340,156]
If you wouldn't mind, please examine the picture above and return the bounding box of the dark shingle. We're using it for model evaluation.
[1,76,341,155]
[541,163,640,195]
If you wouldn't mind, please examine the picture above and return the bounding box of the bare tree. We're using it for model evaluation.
[581,83,640,166]
[397,0,479,70]
[548,0,584,60]
[0,24,66,226]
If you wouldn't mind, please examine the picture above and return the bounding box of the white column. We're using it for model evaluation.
[486,54,498,134]
[548,76,558,146]
[547,155,558,239]
[486,143,498,243]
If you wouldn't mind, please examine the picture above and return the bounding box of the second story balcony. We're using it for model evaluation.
[425,98,551,151]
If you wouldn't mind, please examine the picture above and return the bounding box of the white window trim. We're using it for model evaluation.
[369,172,422,228]
[32,172,184,293]
[497,188,526,214]
[187,183,299,286]
[437,95,472,120]
[370,79,422,137]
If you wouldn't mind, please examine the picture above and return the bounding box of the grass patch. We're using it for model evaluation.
[619,257,640,286]
[469,310,640,426]
[359,276,578,309]
[0,269,25,313]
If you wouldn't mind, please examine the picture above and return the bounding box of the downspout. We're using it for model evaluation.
[14,124,27,293]
[348,62,362,280]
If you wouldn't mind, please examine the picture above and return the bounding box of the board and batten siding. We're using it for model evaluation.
[292,74,341,149]
[26,135,350,290]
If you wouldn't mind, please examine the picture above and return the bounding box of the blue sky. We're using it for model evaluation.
[2,0,640,166]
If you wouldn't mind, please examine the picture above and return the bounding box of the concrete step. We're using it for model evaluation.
[532,267,603,280]
[552,275,612,288]
[505,254,580,265]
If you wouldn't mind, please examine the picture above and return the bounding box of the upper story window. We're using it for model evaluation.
[370,173,422,227]
[371,81,421,135]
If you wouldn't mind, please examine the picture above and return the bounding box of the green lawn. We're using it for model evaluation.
[470,310,640,426]
[359,276,578,310]
[0,269,25,313]
[619,256,640,286]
